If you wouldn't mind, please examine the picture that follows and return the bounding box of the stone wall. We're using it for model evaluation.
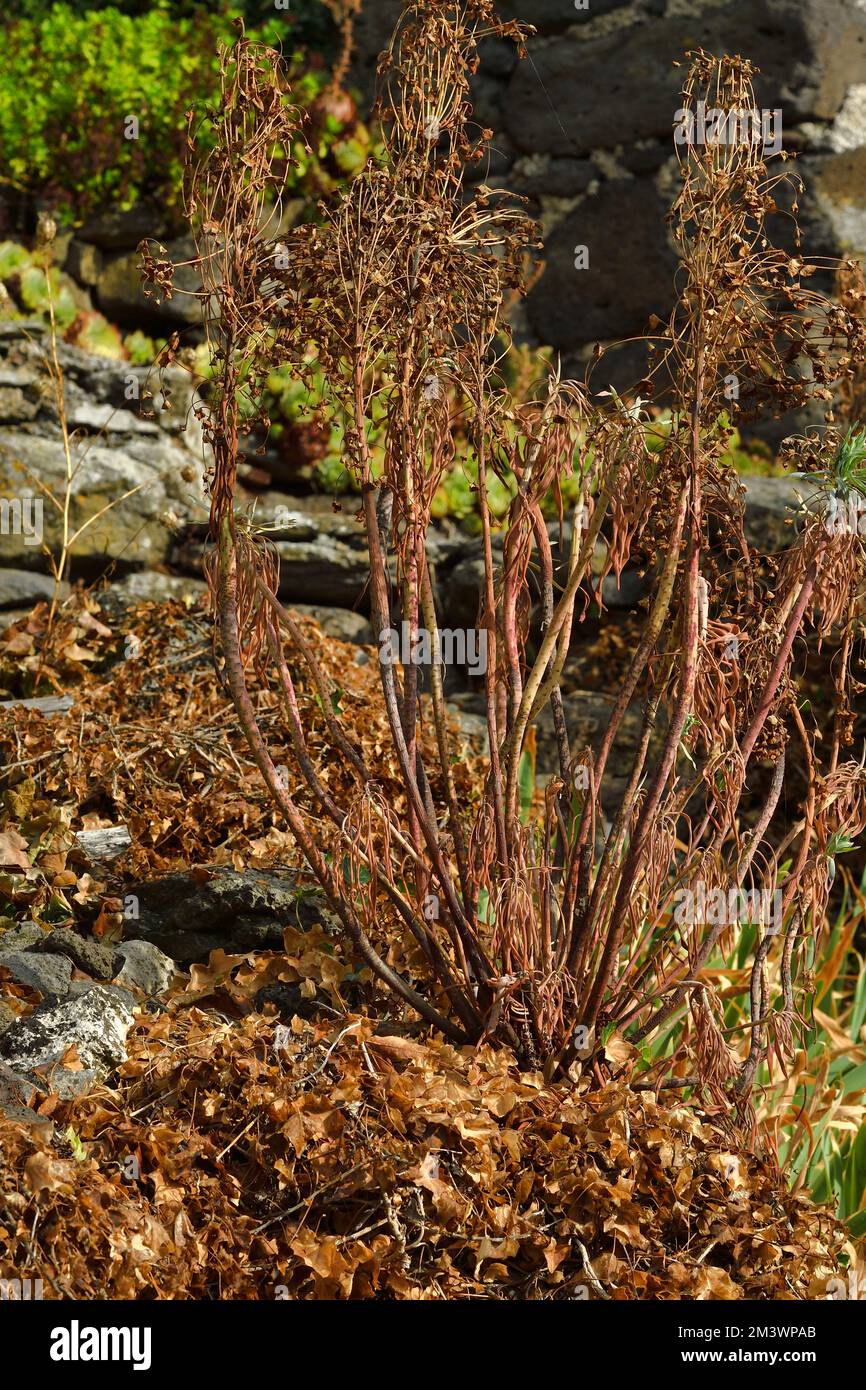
[353,0,866,410]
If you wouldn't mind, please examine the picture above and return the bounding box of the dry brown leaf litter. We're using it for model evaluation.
[0,990,852,1300]
[0,593,482,882]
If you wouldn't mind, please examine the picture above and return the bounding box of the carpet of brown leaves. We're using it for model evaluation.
[1,592,470,880]
[0,989,851,1300]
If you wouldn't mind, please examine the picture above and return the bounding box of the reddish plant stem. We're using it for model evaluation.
[420,555,473,913]
[362,484,492,986]
[476,425,508,871]
[629,749,786,1043]
[738,551,822,765]
[581,481,702,1030]
[255,579,369,782]
[266,621,481,1028]
[217,515,468,1042]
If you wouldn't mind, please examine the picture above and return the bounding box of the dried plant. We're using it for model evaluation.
[321,0,363,94]
[149,9,866,1110]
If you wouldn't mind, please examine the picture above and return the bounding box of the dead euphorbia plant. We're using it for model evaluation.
[153,13,866,1104]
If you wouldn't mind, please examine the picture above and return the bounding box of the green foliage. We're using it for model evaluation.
[256,343,552,524]
[0,4,364,223]
[72,310,126,358]
[778,883,866,1239]
[5,0,339,52]
[0,237,135,359]
[17,265,79,330]
[0,242,31,280]
[517,742,536,825]
[64,1125,88,1163]
[793,424,866,503]
[431,450,516,529]
[122,327,162,364]
[0,240,81,330]
[0,5,229,219]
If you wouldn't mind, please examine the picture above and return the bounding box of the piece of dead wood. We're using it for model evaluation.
[73,825,132,862]
[0,694,74,716]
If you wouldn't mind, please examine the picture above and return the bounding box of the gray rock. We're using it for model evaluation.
[741,475,804,552]
[504,0,866,158]
[77,202,167,252]
[174,496,463,612]
[253,980,317,1021]
[288,604,372,645]
[274,532,371,608]
[0,387,39,423]
[68,400,160,436]
[440,540,502,633]
[0,357,40,389]
[38,1068,101,1100]
[96,235,205,330]
[123,868,330,964]
[66,981,135,1009]
[805,144,866,257]
[350,0,404,91]
[0,921,46,953]
[602,567,651,609]
[107,571,208,607]
[0,1060,42,1123]
[73,826,132,864]
[0,569,65,610]
[511,155,595,200]
[0,323,203,455]
[0,428,206,570]
[621,142,669,177]
[114,940,175,997]
[0,987,134,1080]
[448,684,646,815]
[0,608,31,629]
[499,0,629,27]
[349,0,628,95]
[170,516,368,609]
[476,36,520,80]
[0,951,72,1000]
[526,180,678,348]
[0,693,73,716]
[446,703,490,756]
[64,238,104,287]
[34,930,119,981]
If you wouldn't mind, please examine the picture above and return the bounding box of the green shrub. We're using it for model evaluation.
[4,0,338,51]
[0,3,363,223]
